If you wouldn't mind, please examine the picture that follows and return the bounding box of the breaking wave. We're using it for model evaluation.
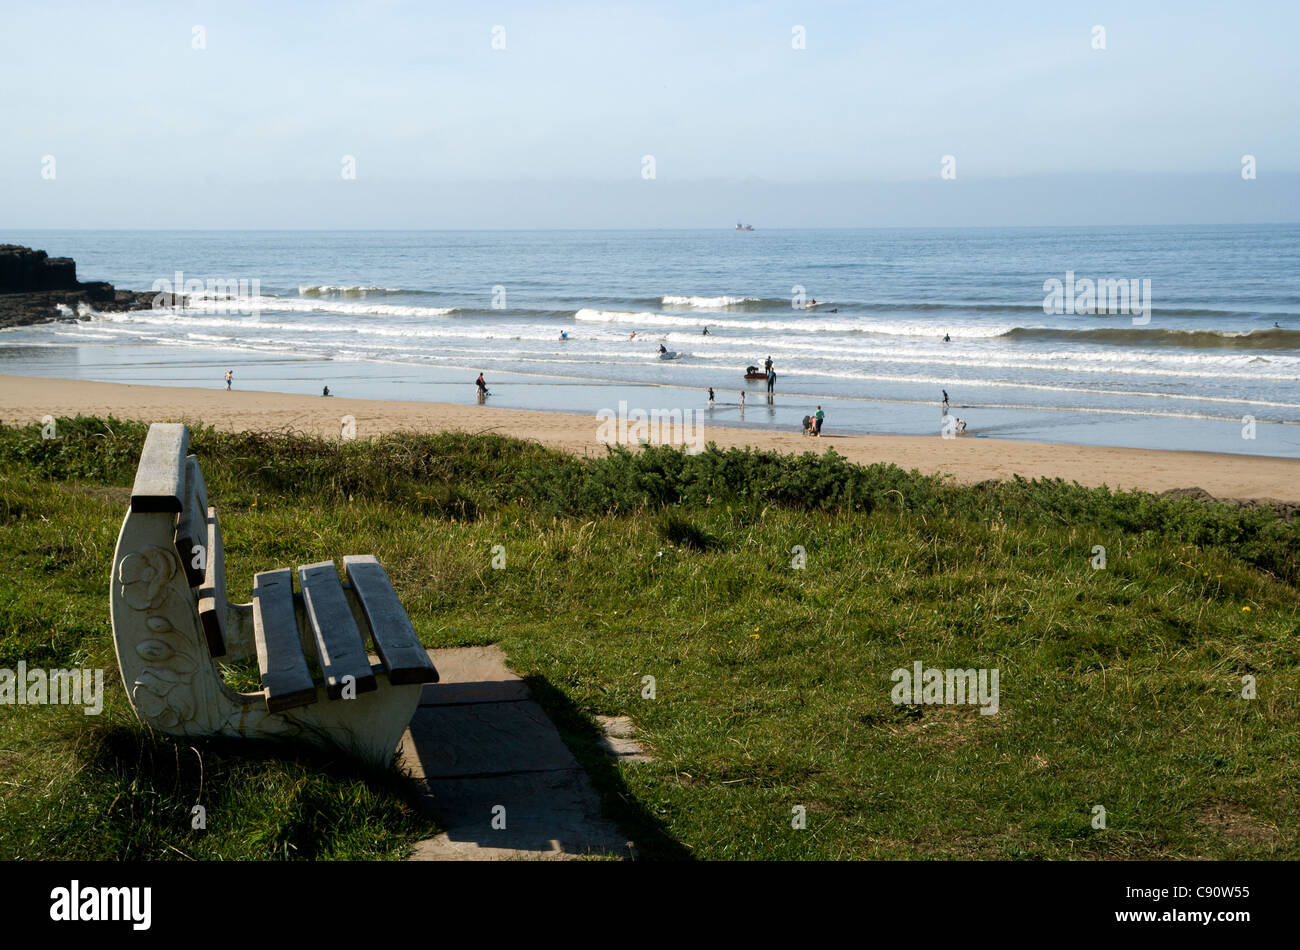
[999,326,1300,350]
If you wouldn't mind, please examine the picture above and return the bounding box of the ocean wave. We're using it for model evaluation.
[298,284,404,297]
[665,342,1300,378]
[645,297,1299,319]
[181,296,457,319]
[1000,326,1300,350]
[661,295,760,309]
[573,308,1012,337]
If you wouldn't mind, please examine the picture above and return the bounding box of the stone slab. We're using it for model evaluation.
[596,734,652,761]
[595,714,636,737]
[419,644,531,705]
[408,769,630,860]
[402,643,632,860]
[402,701,578,779]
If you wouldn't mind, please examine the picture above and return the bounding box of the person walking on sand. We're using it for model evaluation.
[224,370,232,391]
[707,387,715,407]
[739,391,746,410]
[814,405,825,436]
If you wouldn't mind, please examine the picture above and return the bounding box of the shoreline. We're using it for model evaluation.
[4,373,1300,504]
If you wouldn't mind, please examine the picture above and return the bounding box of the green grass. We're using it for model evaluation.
[1,415,1297,860]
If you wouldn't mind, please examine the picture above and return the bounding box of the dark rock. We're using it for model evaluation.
[80,281,116,303]
[0,245,80,292]
[0,244,183,329]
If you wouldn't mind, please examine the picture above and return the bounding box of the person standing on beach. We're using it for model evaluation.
[767,369,776,393]
[764,355,773,374]
[814,405,824,436]
[708,387,715,407]
[739,391,746,411]
[224,370,232,391]
[941,390,949,415]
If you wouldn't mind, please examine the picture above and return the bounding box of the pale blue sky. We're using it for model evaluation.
[3,0,1297,226]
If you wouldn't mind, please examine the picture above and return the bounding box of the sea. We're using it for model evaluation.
[2,226,1298,457]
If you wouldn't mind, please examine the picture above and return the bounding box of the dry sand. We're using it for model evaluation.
[3,373,1298,504]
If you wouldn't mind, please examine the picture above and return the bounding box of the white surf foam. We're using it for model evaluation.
[183,296,455,318]
[661,295,758,308]
[298,285,402,297]
[574,308,1014,337]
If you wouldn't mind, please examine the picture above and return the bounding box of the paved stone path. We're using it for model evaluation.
[402,645,641,860]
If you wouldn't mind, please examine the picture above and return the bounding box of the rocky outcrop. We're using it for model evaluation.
[0,244,183,329]
[0,245,81,292]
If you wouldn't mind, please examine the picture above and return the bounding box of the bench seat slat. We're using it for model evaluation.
[343,555,439,685]
[253,569,317,712]
[130,423,189,513]
[196,507,227,656]
[298,561,377,700]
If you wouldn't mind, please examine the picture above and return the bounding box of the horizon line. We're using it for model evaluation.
[7,222,1300,233]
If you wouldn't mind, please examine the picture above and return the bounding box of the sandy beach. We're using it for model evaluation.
[2,372,1298,504]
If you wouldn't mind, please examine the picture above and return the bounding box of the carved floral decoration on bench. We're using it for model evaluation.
[117,545,202,731]
[119,546,175,610]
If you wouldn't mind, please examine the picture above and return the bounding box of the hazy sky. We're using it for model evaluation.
[3,0,1297,227]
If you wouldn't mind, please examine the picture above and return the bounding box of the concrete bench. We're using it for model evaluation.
[109,422,438,766]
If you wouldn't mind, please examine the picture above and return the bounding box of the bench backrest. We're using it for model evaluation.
[127,423,228,656]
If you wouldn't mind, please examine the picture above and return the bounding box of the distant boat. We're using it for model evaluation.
[735,223,754,231]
